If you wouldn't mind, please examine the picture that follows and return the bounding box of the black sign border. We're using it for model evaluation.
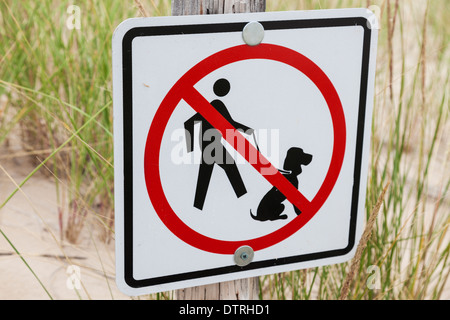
[120,16,373,289]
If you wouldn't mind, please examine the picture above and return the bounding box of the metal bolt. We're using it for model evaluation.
[242,21,264,46]
[234,245,254,267]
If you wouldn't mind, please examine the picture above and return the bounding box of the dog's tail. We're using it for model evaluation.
[250,209,261,221]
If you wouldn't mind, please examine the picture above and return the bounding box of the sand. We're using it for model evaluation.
[1,136,448,300]
[0,143,129,300]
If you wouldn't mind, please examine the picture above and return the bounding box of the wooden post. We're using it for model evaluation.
[171,0,266,300]
[172,0,265,15]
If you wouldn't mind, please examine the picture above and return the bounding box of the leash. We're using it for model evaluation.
[252,131,292,175]
[252,131,260,153]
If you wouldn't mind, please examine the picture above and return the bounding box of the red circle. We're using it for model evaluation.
[144,44,346,254]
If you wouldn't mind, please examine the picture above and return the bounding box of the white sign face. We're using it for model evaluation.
[113,9,378,296]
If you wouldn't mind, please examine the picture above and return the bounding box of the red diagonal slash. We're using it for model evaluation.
[182,87,311,212]
[144,43,346,254]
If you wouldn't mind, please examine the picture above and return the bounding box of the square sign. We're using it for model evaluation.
[113,8,378,295]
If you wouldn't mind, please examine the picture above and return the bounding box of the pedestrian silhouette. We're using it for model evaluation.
[184,79,253,210]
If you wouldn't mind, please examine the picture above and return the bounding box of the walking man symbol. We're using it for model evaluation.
[184,79,254,210]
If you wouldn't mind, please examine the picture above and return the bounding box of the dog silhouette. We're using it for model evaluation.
[250,147,312,221]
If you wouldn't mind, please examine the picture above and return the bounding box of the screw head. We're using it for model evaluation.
[242,21,264,46]
[234,245,254,267]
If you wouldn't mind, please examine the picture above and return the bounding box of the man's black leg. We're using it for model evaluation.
[224,164,247,197]
[194,163,214,210]
[219,150,247,198]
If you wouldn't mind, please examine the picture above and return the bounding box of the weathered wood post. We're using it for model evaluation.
[171,0,266,300]
[172,0,265,15]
